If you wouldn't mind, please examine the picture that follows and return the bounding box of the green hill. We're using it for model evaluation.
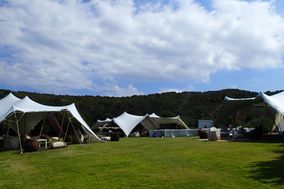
[0,89,281,127]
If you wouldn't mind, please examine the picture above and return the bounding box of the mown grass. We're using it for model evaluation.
[0,137,284,189]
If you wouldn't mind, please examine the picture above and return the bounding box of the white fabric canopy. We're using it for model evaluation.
[92,118,113,131]
[98,118,113,123]
[217,91,284,126]
[95,112,189,137]
[143,113,189,130]
[0,93,21,122]
[259,92,284,114]
[95,118,112,126]
[149,113,159,118]
[0,93,101,141]
[113,112,146,137]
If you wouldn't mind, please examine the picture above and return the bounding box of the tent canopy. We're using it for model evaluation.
[94,112,189,137]
[216,91,284,125]
[113,112,146,137]
[143,113,188,130]
[0,93,101,141]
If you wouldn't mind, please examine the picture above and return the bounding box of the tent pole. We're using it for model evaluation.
[63,120,70,142]
[23,114,26,136]
[99,123,109,133]
[14,111,23,154]
[39,116,47,137]
[69,118,83,147]
[58,112,66,140]
[66,111,83,147]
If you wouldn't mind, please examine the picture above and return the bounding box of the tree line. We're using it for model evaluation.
[0,89,281,129]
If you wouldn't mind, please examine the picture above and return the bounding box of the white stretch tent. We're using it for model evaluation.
[216,91,284,129]
[96,118,113,127]
[142,113,188,130]
[113,112,146,137]
[94,112,189,137]
[0,93,101,153]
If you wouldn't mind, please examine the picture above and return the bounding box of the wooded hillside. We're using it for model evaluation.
[0,89,281,128]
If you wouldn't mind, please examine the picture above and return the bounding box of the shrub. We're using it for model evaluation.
[245,117,274,134]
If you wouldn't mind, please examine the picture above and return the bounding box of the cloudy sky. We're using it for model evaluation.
[1,0,284,96]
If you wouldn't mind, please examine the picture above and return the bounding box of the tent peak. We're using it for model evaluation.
[224,96,231,101]
[3,93,21,100]
[149,113,160,118]
[67,103,76,108]
[23,96,31,100]
[258,92,266,96]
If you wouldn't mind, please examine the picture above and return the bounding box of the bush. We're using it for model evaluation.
[245,117,274,134]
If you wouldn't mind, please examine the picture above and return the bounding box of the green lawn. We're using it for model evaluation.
[0,137,284,189]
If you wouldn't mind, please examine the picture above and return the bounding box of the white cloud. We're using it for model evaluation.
[99,84,144,97]
[159,85,195,93]
[159,88,184,93]
[0,0,284,96]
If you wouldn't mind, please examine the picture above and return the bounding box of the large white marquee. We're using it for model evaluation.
[0,93,101,153]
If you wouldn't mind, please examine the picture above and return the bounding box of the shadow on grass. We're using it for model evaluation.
[250,146,284,185]
[232,134,284,144]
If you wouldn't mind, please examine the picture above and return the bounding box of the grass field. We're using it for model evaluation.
[0,137,284,189]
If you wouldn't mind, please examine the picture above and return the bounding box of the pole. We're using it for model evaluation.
[63,120,70,142]
[66,111,83,147]
[69,118,83,147]
[58,112,66,140]
[39,116,47,137]
[14,111,23,154]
